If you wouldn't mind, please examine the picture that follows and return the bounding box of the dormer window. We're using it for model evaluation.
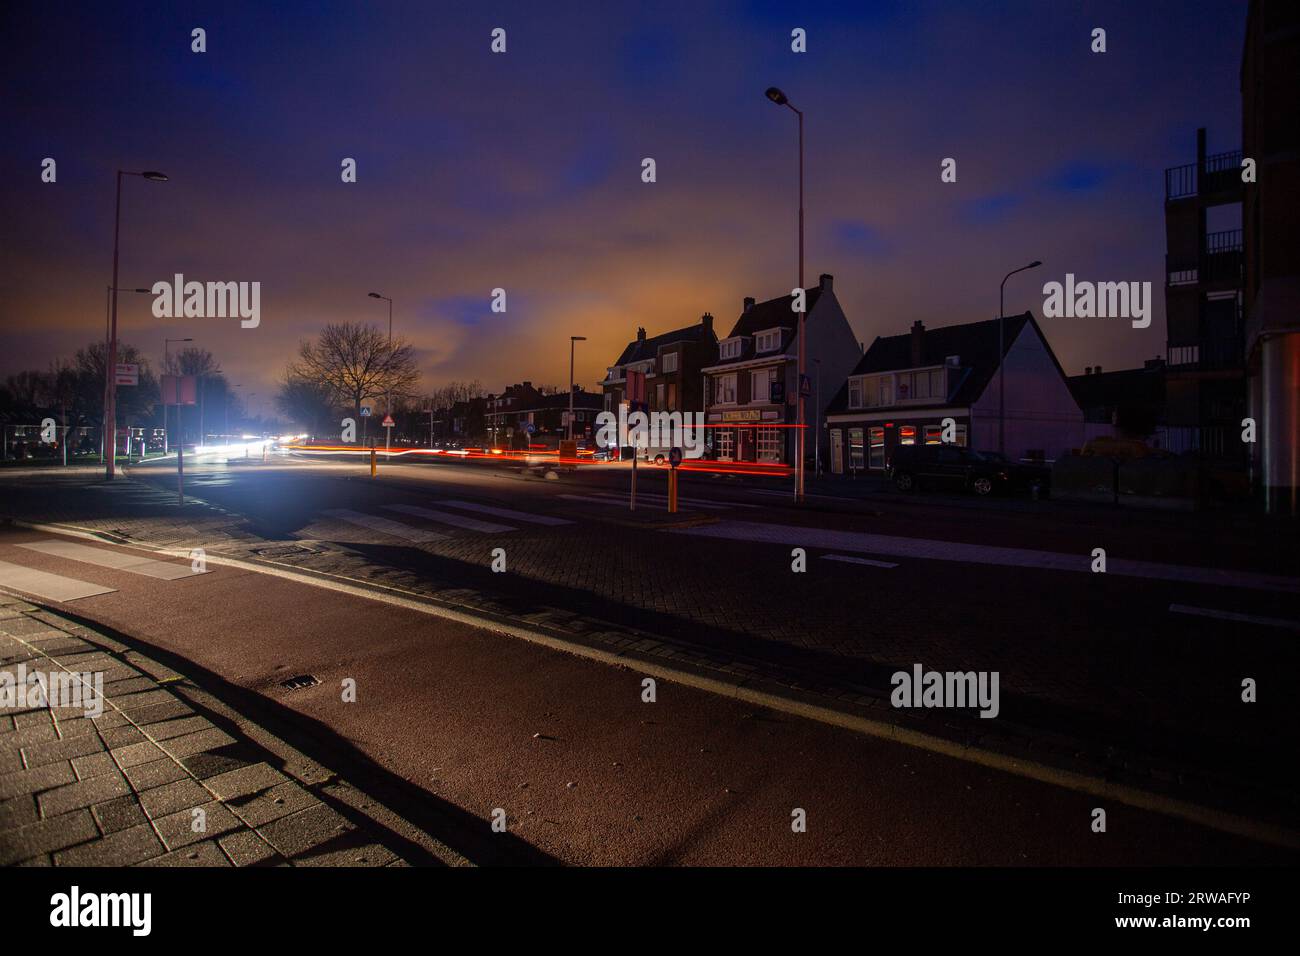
[754,329,781,353]
[848,378,863,409]
[719,339,744,360]
[661,351,679,374]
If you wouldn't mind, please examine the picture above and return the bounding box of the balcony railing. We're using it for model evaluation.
[1206,228,1242,254]
[1164,150,1243,201]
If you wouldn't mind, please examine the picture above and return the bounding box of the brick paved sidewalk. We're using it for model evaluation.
[0,594,405,867]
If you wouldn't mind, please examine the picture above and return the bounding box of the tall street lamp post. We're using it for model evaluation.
[368,292,394,455]
[102,286,151,463]
[163,337,192,454]
[765,86,806,502]
[105,169,168,479]
[998,260,1043,456]
[568,336,587,443]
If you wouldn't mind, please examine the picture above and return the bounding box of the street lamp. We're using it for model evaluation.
[998,260,1043,456]
[568,336,587,442]
[368,292,394,454]
[163,337,192,454]
[101,286,152,463]
[105,170,168,479]
[765,86,807,502]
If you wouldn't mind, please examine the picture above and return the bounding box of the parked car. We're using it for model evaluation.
[887,444,1047,496]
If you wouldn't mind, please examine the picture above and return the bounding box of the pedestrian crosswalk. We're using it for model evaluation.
[558,491,755,511]
[0,558,117,602]
[0,538,204,604]
[17,541,205,581]
[321,509,448,543]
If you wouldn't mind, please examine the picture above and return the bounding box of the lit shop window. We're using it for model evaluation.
[756,427,782,462]
[868,427,885,469]
[924,425,943,445]
[899,425,917,445]
[849,428,865,469]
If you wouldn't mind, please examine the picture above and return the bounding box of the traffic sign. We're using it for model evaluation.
[381,414,395,427]
[668,447,683,468]
[799,374,812,398]
[360,406,372,417]
[524,422,536,435]
[114,363,139,386]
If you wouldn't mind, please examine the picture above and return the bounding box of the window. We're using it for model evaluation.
[756,427,781,462]
[849,428,864,469]
[719,339,743,360]
[912,371,930,400]
[751,367,777,404]
[877,375,894,406]
[923,425,943,445]
[755,330,781,353]
[848,379,863,408]
[714,374,737,404]
[930,369,946,400]
[661,351,679,373]
[655,382,665,410]
[868,427,885,469]
[899,425,917,446]
[715,429,735,460]
[666,383,678,411]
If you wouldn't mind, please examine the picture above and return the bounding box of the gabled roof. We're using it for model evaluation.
[825,312,1046,414]
[707,287,826,369]
[613,320,717,367]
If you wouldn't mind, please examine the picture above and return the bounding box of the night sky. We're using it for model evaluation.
[1,1,1246,416]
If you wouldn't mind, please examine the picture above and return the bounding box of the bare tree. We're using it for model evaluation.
[285,322,421,418]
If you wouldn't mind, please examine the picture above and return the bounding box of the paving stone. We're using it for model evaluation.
[122,756,188,791]
[179,749,252,780]
[0,747,22,774]
[143,715,211,741]
[0,809,98,865]
[92,794,149,834]
[256,803,356,858]
[0,714,14,733]
[111,740,166,769]
[38,771,130,818]
[0,760,77,799]
[20,733,104,768]
[53,822,165,866]
[99,676,157,696]
[139,777,211,819]
[229,781,318,828]
[292,837,397,867]
[7,723,59,747]
[52,716,98,739]
[121,699,191,726]
[205,763,290,801]
[155,801,241,851]
[12,710,54,730]
[161,727,236,759]
[139,839,233,867]
[217,829,284,867]
[101,725,147,748]
[0,793,37,829]
[72,751,119,780]
[112,690,175,713]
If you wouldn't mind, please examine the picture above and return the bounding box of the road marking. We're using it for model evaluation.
[12,518,1298,852]
[0,559,116,601]
[436,500,571,526]
[821,554,898,569]
[321,509,447,542]
[559,492,736,511]
[670,520,1300,593]
[1169,603,1300,631]
[383,504,515,534]
[17,540,201,581]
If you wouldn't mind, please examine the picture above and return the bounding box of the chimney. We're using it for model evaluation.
[910,320,925,367]
[743,297,755,312]
[819,273,833,290]
[1095,365,1102,375]
[522,381,532,390]
[1085,366,1093,375]
[701,312,713,334]
[636,327,646,343]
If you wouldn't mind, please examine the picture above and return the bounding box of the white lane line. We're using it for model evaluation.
[321,509,447,542]
[669,520,1300,593]
[0,560,116,602]
[1169,604,1300,631]
[17,541,202,581]
[384,504,515,534]
[820,554,899,569]
[437,500,571,526]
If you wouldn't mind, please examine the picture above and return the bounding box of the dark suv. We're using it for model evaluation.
[887,444,1045,496]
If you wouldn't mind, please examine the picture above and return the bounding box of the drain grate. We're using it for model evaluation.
[279,674,320,690]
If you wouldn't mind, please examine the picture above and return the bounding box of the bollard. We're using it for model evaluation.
[370,447,377,478]
[668,468,678,513]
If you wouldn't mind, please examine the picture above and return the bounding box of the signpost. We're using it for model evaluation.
[382,413,394,457]
[161,375,197,504]
[624,370,648,512]
[114,363,139,387]
[668,446,682,513]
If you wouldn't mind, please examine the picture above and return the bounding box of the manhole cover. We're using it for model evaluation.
[279,674,320,690]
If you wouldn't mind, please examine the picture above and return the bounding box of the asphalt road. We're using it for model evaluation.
[0,522,1292,865]
[1,452,1296,864]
